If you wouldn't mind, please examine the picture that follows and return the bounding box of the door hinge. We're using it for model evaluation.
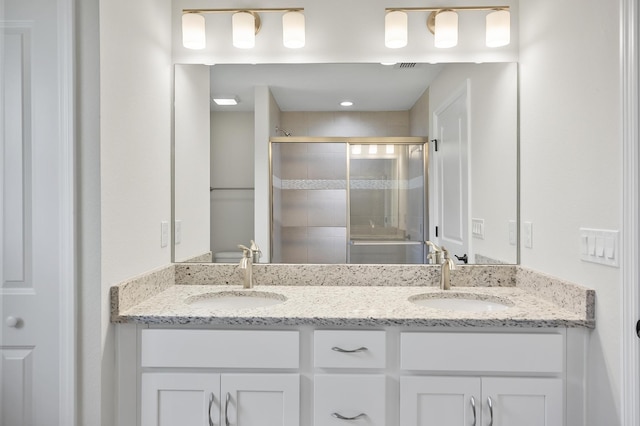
[636,320,640,338]
[431,139,439,152]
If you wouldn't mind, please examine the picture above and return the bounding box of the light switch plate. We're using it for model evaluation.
[508,220,517,246]
[523,222,533,248]
[472,218,484,239]
[580,228,619,267]
[175,220,182,245]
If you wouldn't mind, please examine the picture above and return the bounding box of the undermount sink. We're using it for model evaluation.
[408,292,513,312]
[185,291,286,310]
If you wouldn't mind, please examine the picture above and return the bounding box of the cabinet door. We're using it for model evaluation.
[481,378,563,426]
[221,373,300,426]
[400,376,480,426]
[141,373,220,426]
[314,374,386,426]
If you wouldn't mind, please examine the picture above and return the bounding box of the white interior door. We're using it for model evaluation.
[432,85,470,263]
[1,0,73,424]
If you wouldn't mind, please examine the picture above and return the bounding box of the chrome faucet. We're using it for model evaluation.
[238,240,262,289]
[426,240,443,264]
[440,247,456,290]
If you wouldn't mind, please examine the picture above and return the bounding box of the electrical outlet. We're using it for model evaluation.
[161,221,169,248]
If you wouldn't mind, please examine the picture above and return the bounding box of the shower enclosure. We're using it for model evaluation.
[271,137,427,264]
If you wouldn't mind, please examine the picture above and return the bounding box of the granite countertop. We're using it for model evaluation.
[113,283,593,328]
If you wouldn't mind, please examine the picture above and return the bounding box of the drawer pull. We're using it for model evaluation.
[331,412,366,420]
[331,346,368,353]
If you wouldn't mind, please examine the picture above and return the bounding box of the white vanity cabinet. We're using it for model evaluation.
[138,329,301,426]
[399,332,566,426]
[400,376,563,426]
[121,327,585,426]
[141,372,299,426]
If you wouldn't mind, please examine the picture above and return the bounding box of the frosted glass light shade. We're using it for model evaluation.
[233,12,256,49]
[283,11,305,48]
[486,10,510,47]
[385,11,408,48]
[182,13,206,49]
[434,10,458,48]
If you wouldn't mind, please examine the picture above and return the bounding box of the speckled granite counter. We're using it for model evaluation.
[110,264,595,328]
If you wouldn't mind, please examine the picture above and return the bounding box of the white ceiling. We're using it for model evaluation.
[209,62,446,112]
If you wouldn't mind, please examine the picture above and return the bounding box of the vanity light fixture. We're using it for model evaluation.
[385,10,408,48]
[485,9,510,47]
[182,8,305,50]
[212,96,239,106]
[182,13,206,49]
[384,6,510,49]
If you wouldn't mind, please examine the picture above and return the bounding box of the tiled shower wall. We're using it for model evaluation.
[272,143,347,263]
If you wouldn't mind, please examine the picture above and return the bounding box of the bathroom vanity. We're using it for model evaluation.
[112,263,593,426]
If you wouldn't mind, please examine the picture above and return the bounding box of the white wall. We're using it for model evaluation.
[210,112,255,254]
[519,0,622,423]
[409,88,429,137]
[254,87,281,261]
[429,63,518,264]
[280,111,410,137]
[174,64,210,262]
[97,0,172,424]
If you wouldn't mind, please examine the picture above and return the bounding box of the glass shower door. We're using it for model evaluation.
[348,143,426,264]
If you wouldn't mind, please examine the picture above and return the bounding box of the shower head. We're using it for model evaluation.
[275,126,292,137]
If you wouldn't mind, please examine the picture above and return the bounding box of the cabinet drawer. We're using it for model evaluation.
[400,332,563,373]
[141,329,299,368]
[314,374,386,426]
[314,330,386,369]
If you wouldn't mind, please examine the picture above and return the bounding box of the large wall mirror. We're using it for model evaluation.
[173,62,518,265]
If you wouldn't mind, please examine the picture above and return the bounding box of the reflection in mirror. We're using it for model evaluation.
[173,62,518,265]
[271,140,426,264]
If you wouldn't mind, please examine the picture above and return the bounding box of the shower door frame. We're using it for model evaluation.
[269,136,429,264]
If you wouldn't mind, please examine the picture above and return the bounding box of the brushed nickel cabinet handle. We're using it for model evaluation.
[331,412,366,420]
[225,392,231,426]
[470,396,477,426]
[208,393,215,426]
[331,346,368,353]
[487,396,494,426]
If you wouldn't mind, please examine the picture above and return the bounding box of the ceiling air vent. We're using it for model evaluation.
[395,62,418,69]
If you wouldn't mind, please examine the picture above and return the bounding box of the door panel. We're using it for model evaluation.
[481,378,563,426]
[141,373,220,426]
[2,0,65,423]
[221,374,300,426]
[433,86,469,261]
[400,376,479,426]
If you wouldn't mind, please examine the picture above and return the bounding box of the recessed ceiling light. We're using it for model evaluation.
[340,101,354,107]
[212,96,239,106]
